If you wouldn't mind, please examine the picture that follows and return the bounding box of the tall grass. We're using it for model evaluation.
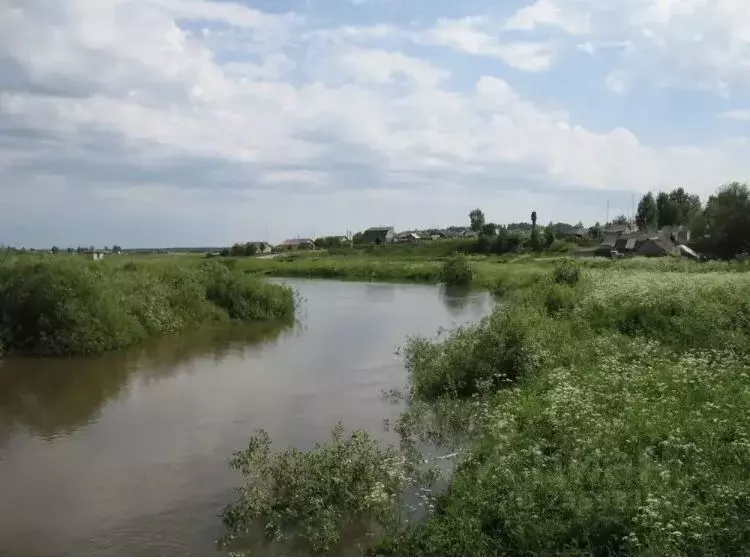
[0,256,294,357]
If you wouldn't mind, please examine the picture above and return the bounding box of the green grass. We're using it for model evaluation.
[0,255,295,357]
[220,256,750,556]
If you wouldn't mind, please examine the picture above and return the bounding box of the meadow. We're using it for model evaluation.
[0,255,295,357]
[220,256,750,556]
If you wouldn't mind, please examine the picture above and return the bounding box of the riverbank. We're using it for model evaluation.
[221,263,750,556]
[0,256,295,357]
[223,250,750,293]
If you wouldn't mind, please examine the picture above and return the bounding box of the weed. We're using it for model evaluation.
[552,261,581,285]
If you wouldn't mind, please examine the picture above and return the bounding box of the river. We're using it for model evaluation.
[0,279,493,556]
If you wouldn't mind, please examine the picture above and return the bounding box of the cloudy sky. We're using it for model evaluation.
[1,0,749,248]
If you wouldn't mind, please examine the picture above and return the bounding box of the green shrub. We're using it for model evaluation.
[220,423,421,555]
[0,256,295,356]
[544,284,576,316]
[439,254,474,287]
[404,307,541,400]
[552,261,580,285]
[204,265,295,321]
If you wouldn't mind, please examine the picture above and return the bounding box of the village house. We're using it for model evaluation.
[361,226,395,245]
[83,250,105,261]
[280,238,315,250]
[595,229,682,258]
[248,242,273,254]
[636,235,679,257]
[395,232,421,244]
[603,222,637,237]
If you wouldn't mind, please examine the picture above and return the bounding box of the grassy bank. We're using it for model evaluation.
[0,256,295,357]
[235,253,554,292]
[221,261,750,556]
[228,251,750,290]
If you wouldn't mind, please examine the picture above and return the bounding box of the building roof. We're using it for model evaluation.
[361,227,394,243]
[364,226,394,234]
[281,238,314,245]
[636,235,678,256]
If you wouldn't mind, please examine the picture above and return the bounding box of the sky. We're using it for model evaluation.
[1,0,749,248]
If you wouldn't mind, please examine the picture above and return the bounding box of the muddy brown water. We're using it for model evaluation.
[0,279,493,556]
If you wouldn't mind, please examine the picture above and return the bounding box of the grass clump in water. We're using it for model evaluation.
[404,307,544,400]
[0,256,295,357]
[220,422,429,555]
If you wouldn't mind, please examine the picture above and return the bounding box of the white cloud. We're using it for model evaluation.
[336,48,449,87]
[505,0,591,34]
[719,110,750,122]
[576,41,595,54]
[419,17,558,71]
[505,0,750,93]
[604,70,629,94]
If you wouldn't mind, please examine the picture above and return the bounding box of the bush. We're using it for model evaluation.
[0,256,295,356]
[220,423,420,555]
[404,307,541,400]
[552,261,580,285]
[439,254,474,287]
[544,284,577,316]
[204,264,295,321]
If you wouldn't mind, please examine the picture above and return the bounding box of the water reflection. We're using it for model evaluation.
[438,285,493,318]
[0,320,293,439]
[363,282,396,302]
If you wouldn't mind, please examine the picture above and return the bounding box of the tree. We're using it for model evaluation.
[481,223,497,236]
[669,187,702,226]
[702,182,750,258]
[469,209,485,233]
[51,246,59,254]
[611,215,630,226]
[112,245,122,253]
[636,192,658,230]
[657,192,679,228]
[588,222,602,240]
[244,242,258,257]
[530,211,540,251]
[544,228,555,249]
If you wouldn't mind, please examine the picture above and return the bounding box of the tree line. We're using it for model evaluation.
[636,182,750,258]
[468,182,749,259]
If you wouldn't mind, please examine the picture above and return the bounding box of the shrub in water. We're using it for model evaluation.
[404,307,541,400]
[220,423,419,555]
[439,254,474,287]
